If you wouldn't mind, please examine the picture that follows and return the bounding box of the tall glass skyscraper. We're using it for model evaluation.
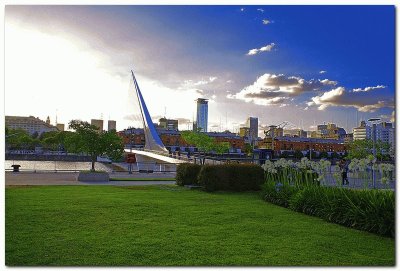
[196,98,208,132]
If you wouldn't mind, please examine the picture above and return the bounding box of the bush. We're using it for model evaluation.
[198,164,264,192]
[175,163,202,186]
[262,182,300,208]
[288,186,394,237]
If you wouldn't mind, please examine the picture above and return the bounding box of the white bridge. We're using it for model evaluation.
[125,70,190,172]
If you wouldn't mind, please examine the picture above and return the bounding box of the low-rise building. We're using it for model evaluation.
[283,128,307,138]
[159,118,178,130]
[6,115,58,135]
[259,136,346,156]
[118,128,245,153]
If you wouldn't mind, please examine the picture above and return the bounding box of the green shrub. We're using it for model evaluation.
[198,164,264,192]
[262,182,300,208]
[175,163,202,186]
[288,186,395,237]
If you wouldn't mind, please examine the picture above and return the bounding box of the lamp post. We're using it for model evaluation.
[367,118,381,189]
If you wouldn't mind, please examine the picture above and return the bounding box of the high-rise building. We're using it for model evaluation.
[56,123,65,131]
[366,121,395,154]
[353,121,368,140]
[108,120,117,131]
[246,117,258,140]
[91,119,104,131]
[353,120,394,154]
[5,115,58,135]
[159,118,178,130]
[196,98,208,132]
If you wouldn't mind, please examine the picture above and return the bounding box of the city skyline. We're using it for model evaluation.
[5,5,395,133]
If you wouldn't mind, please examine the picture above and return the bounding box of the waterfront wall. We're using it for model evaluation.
[5,153,92,162]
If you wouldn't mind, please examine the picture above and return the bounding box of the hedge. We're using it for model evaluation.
[262,181,300,208]
[198,164,264,192]
[175,163,202,186]
[261,182,395,237]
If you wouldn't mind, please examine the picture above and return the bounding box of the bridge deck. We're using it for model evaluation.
[125,149,188,164]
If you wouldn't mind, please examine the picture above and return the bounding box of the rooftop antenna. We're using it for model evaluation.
[164,107,167,118]
[55,109,58,125]
[101,113,103,120]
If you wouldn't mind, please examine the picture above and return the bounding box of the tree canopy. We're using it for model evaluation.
[347,139,390,161]
[65,120,124,171]
[181,131,230,155]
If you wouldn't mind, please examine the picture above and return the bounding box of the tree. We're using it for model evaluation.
[347,139,390,161]
[5,128,35,149]
[293,150,304,159]
[330,152,341,159]
[243,143,253,156]
[319,151,329,159]
[65,120,124,171]
[181,131,231,163]
[280,151,289,158]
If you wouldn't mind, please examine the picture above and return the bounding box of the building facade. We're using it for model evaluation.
[283,128,307,138]
[56,123,65,131]
[353,121,368,140]
[159,117,178,130]
[239,127,250,137]
[260,136,346,155]
[118,128,245,153]
[108,120,117,131]
[246,117,258,141]
[5,116,58,135]
[91,119,104,131]
[312,123,346,140]
[195,98,208,132]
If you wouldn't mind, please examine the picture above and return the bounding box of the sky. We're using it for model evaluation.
[4,5,395,135]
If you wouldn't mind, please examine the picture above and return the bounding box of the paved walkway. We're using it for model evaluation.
[5,172,176,186]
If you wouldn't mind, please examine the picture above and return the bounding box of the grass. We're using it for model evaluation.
[6,185,395,266]
[109,177,175,181]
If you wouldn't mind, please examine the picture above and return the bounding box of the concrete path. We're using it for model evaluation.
[5,172,176,186]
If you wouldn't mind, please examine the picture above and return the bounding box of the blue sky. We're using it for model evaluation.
[5,5,395,133]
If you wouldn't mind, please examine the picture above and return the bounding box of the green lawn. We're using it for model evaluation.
[5,185,395,266]
[109,177,175,181]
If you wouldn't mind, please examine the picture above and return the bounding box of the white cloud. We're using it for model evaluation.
[309,86,394,112]
[262,19,271,25]
[319,70,327,74]
[257,8,265,13]
[246,43,275,56]
[182,76,218,87]
[240,8,245,12]
[247,48,259,55]
[228,73,338,107]
[352,85,386,92]
[260,43,275,52]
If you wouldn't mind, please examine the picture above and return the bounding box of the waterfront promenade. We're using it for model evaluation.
[5,172,176,186]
